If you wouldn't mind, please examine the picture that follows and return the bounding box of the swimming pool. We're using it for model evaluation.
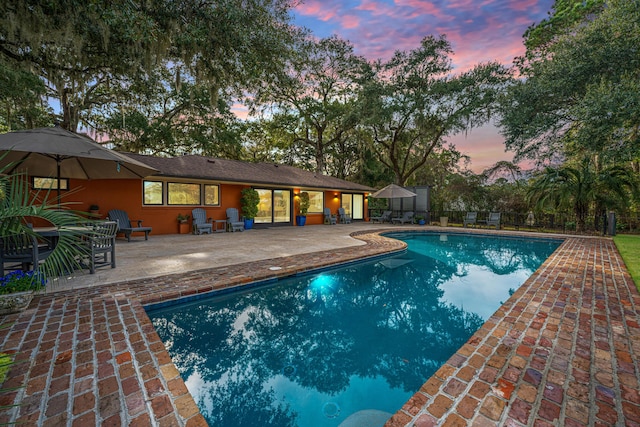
[147,232,561,427]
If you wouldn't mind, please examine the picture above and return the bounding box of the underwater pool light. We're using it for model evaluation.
[310,274,336,293]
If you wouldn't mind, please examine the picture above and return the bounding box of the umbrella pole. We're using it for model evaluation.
[57,158,61,205]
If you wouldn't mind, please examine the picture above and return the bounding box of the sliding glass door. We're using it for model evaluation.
[341,193,364,220]
[256,189,291,225]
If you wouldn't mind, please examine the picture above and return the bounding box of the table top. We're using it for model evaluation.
[33,226,92,236]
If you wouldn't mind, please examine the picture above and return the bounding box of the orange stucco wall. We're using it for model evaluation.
[32,179,368,234]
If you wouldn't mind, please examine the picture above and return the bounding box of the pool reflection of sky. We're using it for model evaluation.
[148,233,560,427]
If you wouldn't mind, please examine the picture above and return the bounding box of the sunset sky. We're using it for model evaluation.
[292,0,555,173]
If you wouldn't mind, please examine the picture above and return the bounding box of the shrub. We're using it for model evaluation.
[299,192,310,215]
[0,270,46,295]
[240,188,260,219]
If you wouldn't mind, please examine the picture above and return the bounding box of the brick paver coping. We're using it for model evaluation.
[1,230,639,426]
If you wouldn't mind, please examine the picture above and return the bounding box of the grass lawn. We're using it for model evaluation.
[613,234,640,293]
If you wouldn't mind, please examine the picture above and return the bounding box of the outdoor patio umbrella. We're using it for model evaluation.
[0,127,158,199]
[370,183,417,198]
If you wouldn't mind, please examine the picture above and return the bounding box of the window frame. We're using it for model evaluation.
[142,180,221,206]
[167,182,202,206]
[143,180,164,205]
[203,184,220,206]
[305,190,324,214]
[32,177,69,191]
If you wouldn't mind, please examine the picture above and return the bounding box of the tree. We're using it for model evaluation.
[526,156,638,232]
[500,0,640,165]
[1,0,297,153]
[99,69,245,158]
[358,36,509,185]
[0,65,52,131]
[523,0,605,53]
[251,35,366,174]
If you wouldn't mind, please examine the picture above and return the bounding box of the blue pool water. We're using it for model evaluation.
[147,232,560,427]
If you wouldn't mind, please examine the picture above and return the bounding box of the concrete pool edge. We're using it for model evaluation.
[1,229,639,426]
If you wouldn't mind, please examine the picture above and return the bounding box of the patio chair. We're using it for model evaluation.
[370,210,392,223]
[192,208,213,235]
[323,208,337,225]
[338,208,352,224]
[83,221,117,274]
[0,234,53,276]
[391,211,414,225]
[486,212,501,229]
[463,212,478,228]
[107,209,152,242]
[226,208,245,232]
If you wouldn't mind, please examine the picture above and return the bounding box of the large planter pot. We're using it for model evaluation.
[178,221,190,234]
[243,218,254,230]
[440,217,448,227]
[0,291,34,315]
[296,215,307,226]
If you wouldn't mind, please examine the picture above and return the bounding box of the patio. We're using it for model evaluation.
[1,224,639,426]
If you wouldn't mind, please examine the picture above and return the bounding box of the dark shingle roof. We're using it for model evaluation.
[125,153,374,192]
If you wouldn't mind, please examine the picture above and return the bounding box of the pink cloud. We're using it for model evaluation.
[393,0,452,21]
[508,0,543,12]
[295,0,340,22]
[341,15,360,29]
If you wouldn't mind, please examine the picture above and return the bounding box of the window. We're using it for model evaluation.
[143,181,163,205]
[306,191,324,213]
[168,182,200,205]
[33,177,68,190]
[204,184,220,206]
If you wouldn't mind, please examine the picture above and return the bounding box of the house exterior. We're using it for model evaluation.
[62,153,374,235]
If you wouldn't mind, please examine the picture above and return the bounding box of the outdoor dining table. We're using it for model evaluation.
[33,225,93,250]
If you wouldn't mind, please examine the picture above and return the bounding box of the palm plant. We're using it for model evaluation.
[0,166,89,287]
[527,157,638,233]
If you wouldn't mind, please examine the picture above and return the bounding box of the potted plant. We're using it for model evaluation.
[240,188,260,230]
[296,192,310,226]
[0,162,88,300]
[415,215,426,225]
[177,213,190,234]
[0,271,46,314]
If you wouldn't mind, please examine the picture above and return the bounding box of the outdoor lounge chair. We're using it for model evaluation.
[83,221,117,274]
[463,212,478,228]
[371,210,392,223]
[391,211,414,225]
[486,212,501,229]
[0,234,53,276]
[226,208,245,232]
[192,208,213,235]
[338,208,352,224]
[323,208,337,225]
[107,209,152,242]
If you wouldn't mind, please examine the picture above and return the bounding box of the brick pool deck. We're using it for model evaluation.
[1,228,639,426]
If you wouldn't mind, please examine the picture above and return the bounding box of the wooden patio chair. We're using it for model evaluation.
[83,221,117,274]
[0,233,53,276]
[323,208,337,225]
[391,211,414,225]
[463,212,478,228]
[107,209,152,242]
[226,208,245,232]
[338,208,352,224]
[192,208,213,235]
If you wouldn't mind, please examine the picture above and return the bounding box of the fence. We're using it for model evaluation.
[429,211,640,235]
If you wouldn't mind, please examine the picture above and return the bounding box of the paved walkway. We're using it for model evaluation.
[0,225,639,426]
